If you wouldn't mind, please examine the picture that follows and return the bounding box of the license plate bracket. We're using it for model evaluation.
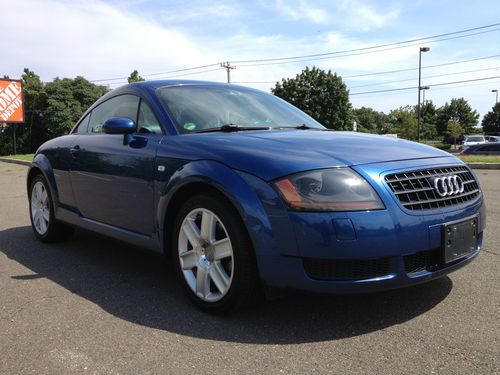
[442,217,478,264]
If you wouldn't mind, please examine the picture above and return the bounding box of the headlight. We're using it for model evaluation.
[273,168,384,211]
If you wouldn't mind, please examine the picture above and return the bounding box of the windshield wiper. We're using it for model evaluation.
[191,124,271,133]
[276,124,324,130]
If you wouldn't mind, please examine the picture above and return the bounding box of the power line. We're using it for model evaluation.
[90,63,221,83]
[350,75,500,96]
[89,23,500,84]
[100,67,224,86]
[231,22,500,64]
[343,54,500,79]
[232,54,500,85]
[235,28,500,68]
[352,79,500,99]
[349,66,500,89]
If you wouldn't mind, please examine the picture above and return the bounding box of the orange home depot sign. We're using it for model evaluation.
[0,79,24,123]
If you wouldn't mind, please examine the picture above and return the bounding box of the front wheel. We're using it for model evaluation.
[29,174,74,242]
[172,194,259,313]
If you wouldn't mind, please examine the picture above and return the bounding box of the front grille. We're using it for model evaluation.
[385,166,480,210]
[403,249,441,273]
[303,257,390,281]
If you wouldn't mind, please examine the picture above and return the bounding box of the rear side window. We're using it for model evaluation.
[87,95,140,134]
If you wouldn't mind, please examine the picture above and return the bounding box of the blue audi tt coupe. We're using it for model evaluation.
[27,80,486,313]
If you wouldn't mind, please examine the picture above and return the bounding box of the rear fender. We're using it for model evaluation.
[28,153,60,212]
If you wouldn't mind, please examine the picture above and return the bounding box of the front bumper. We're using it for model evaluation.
[258,236,482,294]
[248,158,486,294]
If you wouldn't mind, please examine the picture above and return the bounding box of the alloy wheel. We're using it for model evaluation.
[31,181,50,235]
[178,208,234,302]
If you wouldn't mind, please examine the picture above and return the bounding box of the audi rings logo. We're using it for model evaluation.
[430,175,465,197]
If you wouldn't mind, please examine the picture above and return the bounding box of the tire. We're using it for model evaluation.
[171,194,259,313]
[29,174,74,243]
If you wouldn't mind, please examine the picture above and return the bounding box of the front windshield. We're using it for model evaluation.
[157,85,324,133]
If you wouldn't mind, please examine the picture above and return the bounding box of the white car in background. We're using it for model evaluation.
[463,135,486,147]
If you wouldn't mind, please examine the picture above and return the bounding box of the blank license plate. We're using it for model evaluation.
[442,217,478,263]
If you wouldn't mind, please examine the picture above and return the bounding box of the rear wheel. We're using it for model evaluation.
[29,174,74,242]
[172,194,258,313]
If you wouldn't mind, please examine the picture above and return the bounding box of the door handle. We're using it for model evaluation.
[70,145,80,157]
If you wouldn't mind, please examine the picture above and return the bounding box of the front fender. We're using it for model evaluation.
[157,160,281,259]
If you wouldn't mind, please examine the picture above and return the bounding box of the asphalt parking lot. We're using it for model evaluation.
[0,161,498,375]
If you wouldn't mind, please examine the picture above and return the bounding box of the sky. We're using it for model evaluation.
[2,0,500,121]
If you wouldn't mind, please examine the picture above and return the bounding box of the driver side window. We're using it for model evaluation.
[88,95,140,134]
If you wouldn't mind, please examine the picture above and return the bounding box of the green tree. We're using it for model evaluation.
[20,69,48,153]
[352,107,389,134]
[127,70,145,83]
[481,103,500,134]
[436,98,479,136]
[446,120,464,149]
[272,66,352,130]
[0,70,111,155]
[419,100,438,140]
[388,106,418,140]
[43,76,109,137]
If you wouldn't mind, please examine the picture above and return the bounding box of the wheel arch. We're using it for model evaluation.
[158,160,274,263]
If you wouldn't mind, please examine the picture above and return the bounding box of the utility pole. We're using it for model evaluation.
[11,123,16,155]
[220,62,236,83]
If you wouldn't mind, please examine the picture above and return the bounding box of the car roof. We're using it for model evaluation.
[119,80,258,92]
[98,80,263,105]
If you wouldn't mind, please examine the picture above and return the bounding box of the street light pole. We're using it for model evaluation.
[417,47,430,142]
[421,86,430,130]
[421,86,429,104]
[492,89,498,104]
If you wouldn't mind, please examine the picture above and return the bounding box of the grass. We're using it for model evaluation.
[3,153,35,161]
[458,155,500,163]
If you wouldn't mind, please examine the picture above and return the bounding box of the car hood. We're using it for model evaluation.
[161,130,455,181]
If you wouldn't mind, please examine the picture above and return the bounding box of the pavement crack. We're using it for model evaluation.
[482,249,500,256]
[1,294,64,322]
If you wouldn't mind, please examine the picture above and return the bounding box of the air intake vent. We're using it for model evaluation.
[303,258,390,281]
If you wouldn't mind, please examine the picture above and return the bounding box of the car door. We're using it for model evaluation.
[69,94,163,235]
[485,144,500,155]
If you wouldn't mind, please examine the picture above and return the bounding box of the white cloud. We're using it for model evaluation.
[273,0,399,30]
[1,0,219,83]
[338,0,399,30]
[275,0,328,24]
[158,2,241,23]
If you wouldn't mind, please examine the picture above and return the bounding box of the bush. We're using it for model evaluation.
[433,143,452,150]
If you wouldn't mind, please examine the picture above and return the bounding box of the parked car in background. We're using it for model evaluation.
[460,143,500,155]
[463,135,486,147]
[485,135,500,142]
[26,80,486,313]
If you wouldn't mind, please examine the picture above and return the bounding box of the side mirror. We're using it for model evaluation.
[103,117,136,145]
[103,117,136,134]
